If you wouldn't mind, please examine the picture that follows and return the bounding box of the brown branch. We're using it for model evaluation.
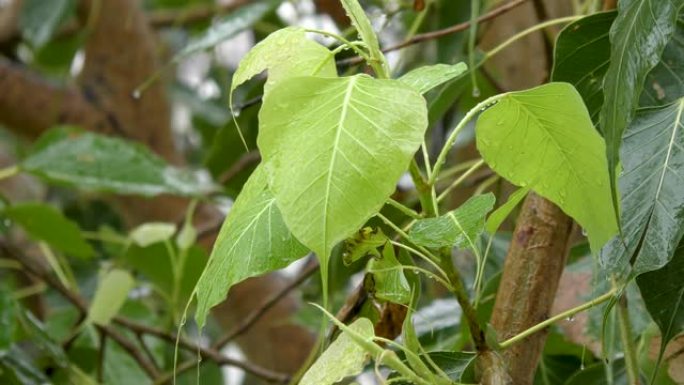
[218,150,261,185]
[338,0,530,67]
[148,0,251,28]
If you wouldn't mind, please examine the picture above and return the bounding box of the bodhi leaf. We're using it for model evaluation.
[476,83,617,252]
[641,12,684,107]
[87,269,135,326]
[368,243,411,304]
[193,166,308,328]
[410,194,495,250]
[636,241,684,360]
[258,74,427,278]
[601,98,684,276]
[551,11,616,122]
[21,127,214,197]
[300,318,374,385]
[340,0,386,73]
[599,0,680,211]
[3,203,93,259]
[399,63,468,95]
[231,27,337,100]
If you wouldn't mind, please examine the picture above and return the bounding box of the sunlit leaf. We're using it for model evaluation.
[3,203,93,259]
[601,99,684,275]
[599,0,680,209]
[129,222,176,248]
[193,166,308,328]
[410,194,495,250]
[485,187,529,234]
[258,74,427,274]
[368,243,411,304]
[399,63,468,94]
[339,0,384,68]
[21,127,214,197]
[300,318,374,385]
[476,83,617,252]
[87,269,135,326]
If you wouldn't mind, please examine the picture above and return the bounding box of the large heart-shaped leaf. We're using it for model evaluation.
[599,0,681,209]
[193,166,308,328]
[258,74,427,266]
[601,98,684,276]
[551,11,616,122]
[476,83,617,252]
[231,27,337,99]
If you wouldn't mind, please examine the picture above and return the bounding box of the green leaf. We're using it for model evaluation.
[3,203,93,259]
[21,127,213,197]
[342,227,387,265]
[599,0,681,210]
[193,166,308,328]
[368,243,411,304]
[231,27,337,99]
[19,0,73,48]
[87,269,135,326]
[300,318,374,385]
[641,12,684,107]
[399,63,468,95]
[0,288,15,353]
[339,0,384,66]
[551,11,616,122]
[476,83,617,252]
[17,311,68,367]
[129,222,176,248]
[601,99,684,276]
[258,74,427,268]
[410,194,495,250]
[485,187,530,234]
[173,0,281,62]
[636,242,684,365]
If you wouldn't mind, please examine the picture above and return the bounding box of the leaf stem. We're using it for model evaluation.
[387,198,422,219]
[499,288,617,349]
[437,159,486,202]
[429,95,503,186]
[0,165,19,181]
[616,294,640,385]
[409,160,439,217]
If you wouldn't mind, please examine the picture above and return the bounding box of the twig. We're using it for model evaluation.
[148,0,251,28]
[338,0,529,66]
[218,150,261,184]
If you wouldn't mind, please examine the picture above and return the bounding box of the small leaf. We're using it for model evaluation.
[129,222,176,248]
[343,227,387,265]
[601,98,684,276]
[19,0,73,48]
[399,63,468,95]
[368,243,411,304]
[87,269,135,326]
[3,203,93,259]
[410,194,495,250]
[339,0,385,70]
[21,127,214,197]
[551,11,616,122]
[258,74,427,271]
[599,0,680,210]
[173,0,281,62]
[300,318,374,385]
[476,83,617,252]
[231,27,337,99]
[194,166,308,328]
[485,187,529,234]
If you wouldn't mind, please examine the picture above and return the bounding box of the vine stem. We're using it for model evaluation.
[499,288,617,349]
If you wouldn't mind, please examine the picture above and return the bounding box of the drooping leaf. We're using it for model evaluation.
[636,241,684,360]
[476,83,617,252]
[485,187,530,234]
[258,74,427,269]
[601,99,684,276]
[300,318,374,385]
[399,63,468,95]
[19,0,73,48]
[410,194,495,250]
[551,11,616,122]
[231,27,337,100]
[3,203,93,259]
[21,127,214,197]
[87,269,135,326]
[193,166,308,328]
[173,0,281,62]
[368,243,411,304]
[641,12,684,107]
[599,0,681,210]
[339,0,384,69]
[129,222,176,248]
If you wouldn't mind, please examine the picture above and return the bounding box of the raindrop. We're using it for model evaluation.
[566,315,575,322]
[233,109,241,118]
[132,89,142,99]
[581,228,588,236]
[472,87,481,98]
[496,120,504,126]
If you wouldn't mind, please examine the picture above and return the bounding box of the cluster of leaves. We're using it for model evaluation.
[1,0,684,384]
